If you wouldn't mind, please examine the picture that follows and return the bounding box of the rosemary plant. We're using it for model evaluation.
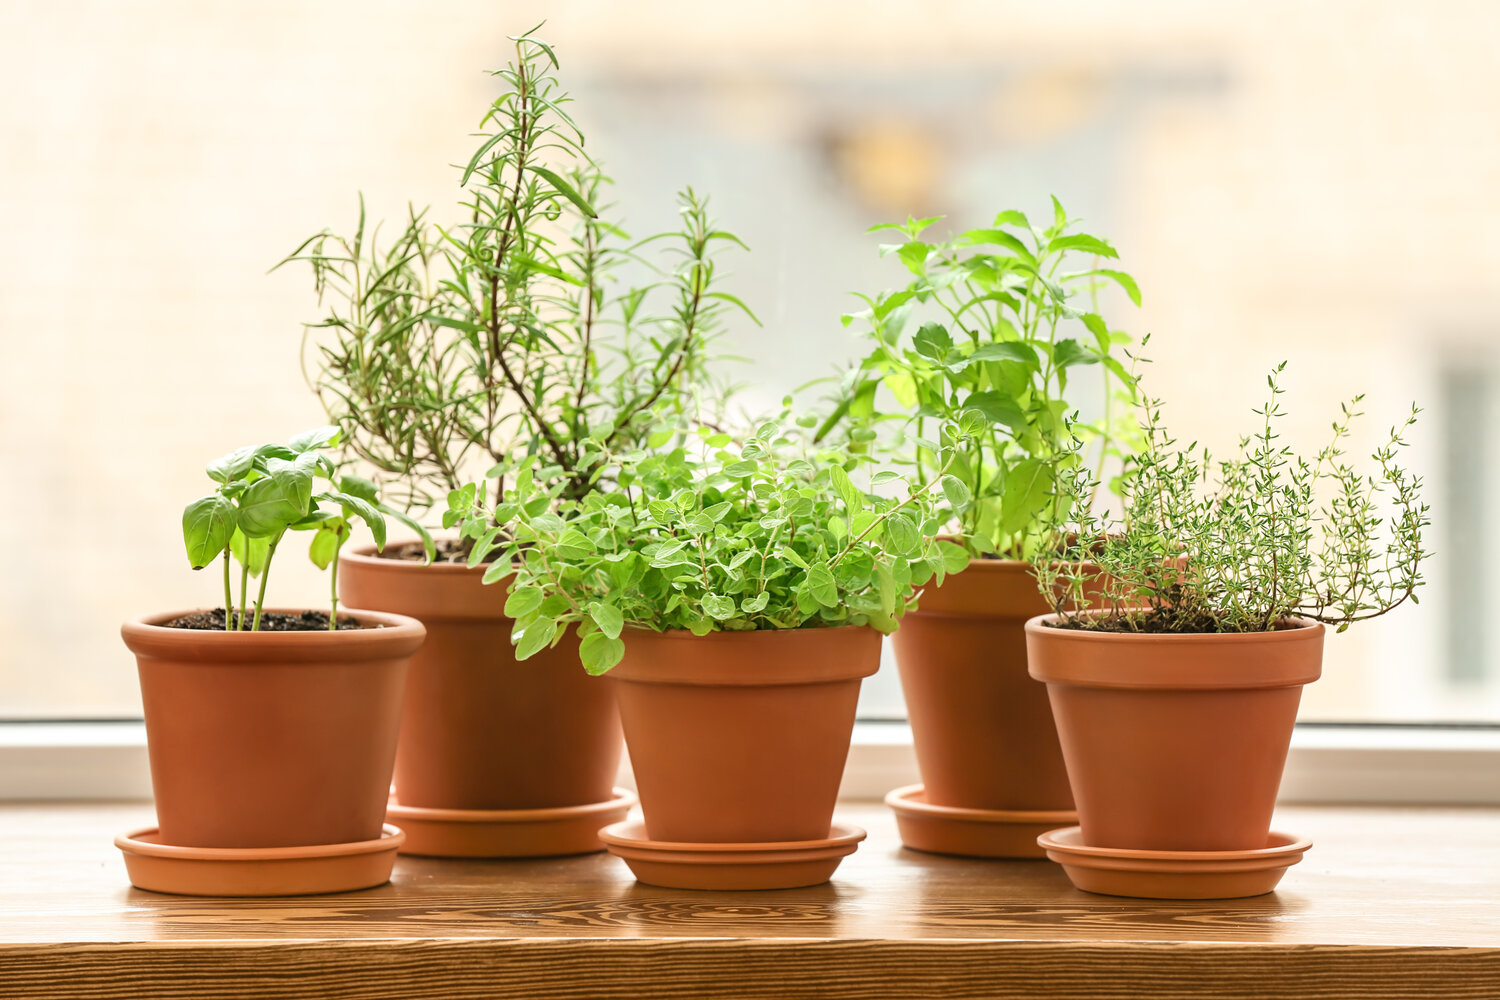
[1033,364,1431,633]
[278,28,752,547]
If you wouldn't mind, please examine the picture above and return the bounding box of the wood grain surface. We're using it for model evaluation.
[0,801,1496,999]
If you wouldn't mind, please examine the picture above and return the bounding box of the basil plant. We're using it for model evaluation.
[821,199,1142,560]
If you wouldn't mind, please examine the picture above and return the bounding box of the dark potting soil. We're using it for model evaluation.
[1044,610,1305,635]
[380,538,472,564]
[162,609,381,631]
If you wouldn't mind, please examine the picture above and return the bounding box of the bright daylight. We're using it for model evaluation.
[0,3,1496,999]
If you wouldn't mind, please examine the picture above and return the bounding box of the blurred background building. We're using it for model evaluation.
[1,0,1495,721]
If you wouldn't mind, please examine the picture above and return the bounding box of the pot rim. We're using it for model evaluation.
[1024,612,1325,643]
[122,607,426,662]
[611,623,882,686]
[1024,612,1324,690]
[340,541,502,577]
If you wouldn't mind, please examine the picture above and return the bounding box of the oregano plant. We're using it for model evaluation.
[1032,364,1431,633]
[278,27,753,540]
[449,411,973,673]
[820,199,1141,560]
[182,427,429,630]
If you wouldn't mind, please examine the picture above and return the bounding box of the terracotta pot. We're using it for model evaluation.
[338,546,623,811]
[611,626,880,843]
[893,559,1073,811]
[122,608,424,849]
[1025,615,1324,852]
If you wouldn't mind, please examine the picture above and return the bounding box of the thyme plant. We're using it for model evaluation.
[1033,365,1430,633]
[182,428,427,630]
[279,28,752,537]
[820,200,1142,560]
[449,411,972,673]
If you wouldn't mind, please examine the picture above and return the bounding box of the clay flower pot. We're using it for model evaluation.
[338,547,624,813]
[894,559,1073,815]
[122,607,424,849]
[1025,615,1324,852]
[611,626,880,844]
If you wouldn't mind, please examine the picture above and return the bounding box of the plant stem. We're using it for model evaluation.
[237,561,250,631]
[329,534,343,631]
[221,550,233,631]
[251,535,281,632]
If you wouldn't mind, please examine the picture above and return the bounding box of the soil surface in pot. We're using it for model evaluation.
[161,609,379,631]
[379,538,475,564]
[1044,610,1306,634]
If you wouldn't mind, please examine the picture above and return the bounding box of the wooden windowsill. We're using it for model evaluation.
[0,801,1497,999]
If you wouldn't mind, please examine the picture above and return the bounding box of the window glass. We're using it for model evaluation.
[1,3,1492,723]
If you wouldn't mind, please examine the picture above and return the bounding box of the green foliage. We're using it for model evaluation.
[181,427,428,631]
[820,200,1141,559]
[454,412,972,674]
[278,27,753,526]
[1032,365,1431,633]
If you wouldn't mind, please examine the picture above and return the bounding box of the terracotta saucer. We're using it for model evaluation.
[885,783,1077,859]
[598,820,866,890]
[386,787,636,858]
[116,824,404,897]
[1038,826,1313,899]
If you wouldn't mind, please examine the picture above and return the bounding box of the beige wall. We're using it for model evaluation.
[0,1,1494,717]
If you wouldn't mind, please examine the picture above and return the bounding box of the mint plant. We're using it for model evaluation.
[820,200,1141,560]
[449,412,972,673]
[278,28,753,536]
[182,427,429,630]
[1033,365,1430,633]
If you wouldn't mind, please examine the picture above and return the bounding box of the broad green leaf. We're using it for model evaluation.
[339,474,379,503]
[887,513,921,555]
[702,593,737,620]
[963,391,1028,433]
[965,342,1038,369]
[588,601,624,640]
[230,528,271,577]
[940,474,972,512]
[1049,233,1117,259]
[1000,458,1055,535]
[829,464,863,515]
[289,425,340,453]
[182,495,236,569]
[206,446,255,484]
[936,540,970,573]
[1092,269,1142,306]
[912,322,952,362]
[237,476,305,537]
[580,632,625,675]
[308,520,346,570]
[806,562,839,608]
[515,617,559,660]
[504,586,544,619]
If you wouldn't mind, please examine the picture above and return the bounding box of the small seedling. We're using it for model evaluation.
[182,427,431,630]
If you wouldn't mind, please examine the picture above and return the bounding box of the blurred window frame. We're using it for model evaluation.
[2,719,1498,805]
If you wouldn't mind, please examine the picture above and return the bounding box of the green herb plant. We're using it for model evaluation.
[1032,364,1430,633]
[181,427,430,630]
[448,410,973,673]
[277,27,753,544]
[820,199,1141,560]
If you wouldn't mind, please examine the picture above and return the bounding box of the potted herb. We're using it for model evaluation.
[117,429,426,896]
[1025,367,1428,895]
[278,31,753,856]
[455,414,969,888]
[821,202,1141,855]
